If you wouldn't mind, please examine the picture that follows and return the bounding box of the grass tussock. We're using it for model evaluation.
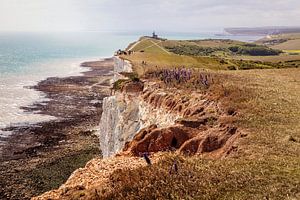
[83,153,299,200]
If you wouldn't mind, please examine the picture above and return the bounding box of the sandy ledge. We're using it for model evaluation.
[0,58,114,200]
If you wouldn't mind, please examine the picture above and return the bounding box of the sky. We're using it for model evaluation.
[0,0,299,32]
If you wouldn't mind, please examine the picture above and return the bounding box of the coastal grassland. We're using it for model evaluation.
[272,38,300,51]
[122,38,231,76]
[128,38,168,54]
[94,68,300,200]
[117,42,300,199]
[104,153,299,199]
[124,37,299,73]
[34,40,300,199]
[232,54,300,62]
[122,52,228,76]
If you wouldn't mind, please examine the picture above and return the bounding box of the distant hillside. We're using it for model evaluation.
[225,27,300,35]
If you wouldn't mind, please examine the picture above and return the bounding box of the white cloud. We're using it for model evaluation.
[0,0,299,32]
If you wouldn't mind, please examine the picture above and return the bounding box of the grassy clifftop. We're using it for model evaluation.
[36,36,300,199]
[118,37,300,199]
[123,37,299,76]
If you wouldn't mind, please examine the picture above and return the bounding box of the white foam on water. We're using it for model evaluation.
[0,57,101,136]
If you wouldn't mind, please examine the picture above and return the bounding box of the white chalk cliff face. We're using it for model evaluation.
[98,57,180,157]
[112,57,132,82]
[99,93,140,157]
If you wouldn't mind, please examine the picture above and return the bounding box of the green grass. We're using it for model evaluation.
[124,52,230,76]
[166,42,282,57]
[129,38,169,54]
[124,38,299,76]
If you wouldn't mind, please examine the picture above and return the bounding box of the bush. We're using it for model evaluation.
[113,79,129,90]
[227,66,237,70]
[220,59,228,64]
[228,44,282,56]
[228,46,239,53]
[119,72,140,82]
[166,45,226,56]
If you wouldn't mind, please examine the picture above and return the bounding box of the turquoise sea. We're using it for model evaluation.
[0,31,262,136]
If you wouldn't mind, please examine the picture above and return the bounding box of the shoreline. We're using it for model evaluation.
[0,57,101,137]
[0,57,115,199]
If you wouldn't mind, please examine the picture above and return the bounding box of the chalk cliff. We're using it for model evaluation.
[33,57,241,200]
[98,57,240,158]
[98,86,181,157]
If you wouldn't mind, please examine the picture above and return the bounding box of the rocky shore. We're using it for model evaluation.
[0,58,115,200]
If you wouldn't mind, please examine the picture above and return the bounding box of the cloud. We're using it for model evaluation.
[0,0,299,32]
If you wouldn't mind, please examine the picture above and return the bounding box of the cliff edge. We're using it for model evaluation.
[33,56,241,199]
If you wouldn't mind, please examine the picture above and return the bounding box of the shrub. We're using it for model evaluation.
[228,44,282,56]
[227,66,237,70]
[113,79,129,90]
[166,45,226,56]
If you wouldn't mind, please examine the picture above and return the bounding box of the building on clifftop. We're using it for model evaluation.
[152,31,158,39]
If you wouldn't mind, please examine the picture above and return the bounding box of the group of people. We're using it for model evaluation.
[115,49,134,56]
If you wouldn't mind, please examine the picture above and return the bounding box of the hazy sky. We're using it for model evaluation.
[0,0,299,32]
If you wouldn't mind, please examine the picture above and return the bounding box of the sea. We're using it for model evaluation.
[0,31,262,138]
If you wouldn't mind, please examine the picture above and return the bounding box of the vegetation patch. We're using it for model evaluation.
[103,154,300,200]
[166,43,282,57]
[25,146,100,196]
[228,43,282,56]
[113,79,130,90]
[166,45,227,56]
[120,72,140,82]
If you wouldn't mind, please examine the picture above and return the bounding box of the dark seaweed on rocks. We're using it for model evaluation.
[0,58,115,200]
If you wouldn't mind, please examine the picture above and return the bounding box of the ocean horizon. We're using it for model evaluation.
[0,31,263,136]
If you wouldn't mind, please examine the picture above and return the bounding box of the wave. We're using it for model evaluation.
[0,57,100,136]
